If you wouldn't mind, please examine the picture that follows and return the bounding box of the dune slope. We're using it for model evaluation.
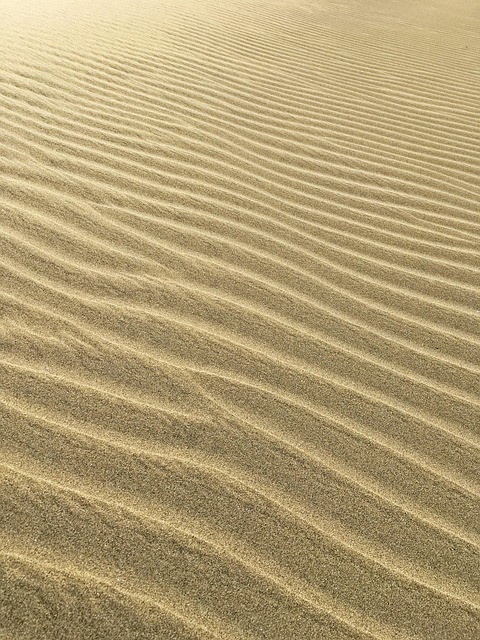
[1,0,479,638]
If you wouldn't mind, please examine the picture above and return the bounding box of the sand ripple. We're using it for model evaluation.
[1,0,479,638]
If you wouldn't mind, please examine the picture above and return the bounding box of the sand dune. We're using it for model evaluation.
[1,0,479,638]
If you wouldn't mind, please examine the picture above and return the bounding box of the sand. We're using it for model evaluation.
[0,0,479,637]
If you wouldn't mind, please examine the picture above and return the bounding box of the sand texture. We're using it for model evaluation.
[1,0,480,638]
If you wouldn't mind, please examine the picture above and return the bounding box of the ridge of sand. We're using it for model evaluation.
[1,0,479,638]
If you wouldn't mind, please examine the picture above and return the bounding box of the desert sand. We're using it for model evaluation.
[1,0,479,638]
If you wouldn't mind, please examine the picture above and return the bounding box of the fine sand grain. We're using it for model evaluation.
[1,0,480,638]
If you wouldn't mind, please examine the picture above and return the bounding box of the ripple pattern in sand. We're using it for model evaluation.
[1,0,479,638]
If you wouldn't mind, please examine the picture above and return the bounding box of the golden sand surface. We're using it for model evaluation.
[1,0,479,638]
